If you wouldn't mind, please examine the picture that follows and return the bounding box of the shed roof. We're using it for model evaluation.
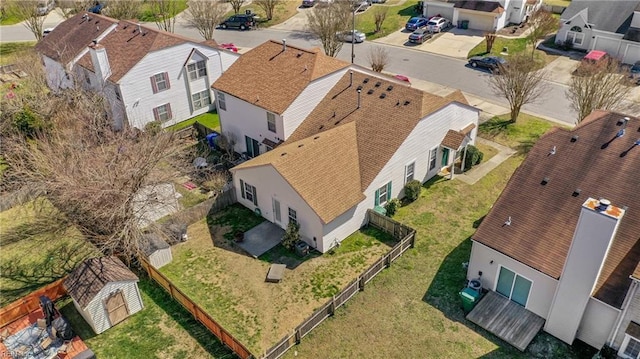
[64,257,138,308]
[141,233,170,256]
[212,40,350,114]
[472,110,640,309]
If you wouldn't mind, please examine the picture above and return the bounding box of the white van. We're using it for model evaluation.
[37,0,55,16]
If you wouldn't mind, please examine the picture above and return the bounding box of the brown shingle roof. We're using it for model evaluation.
[64,257,138,308]
[76,20,201,82]
[288,70,465,191]
[441,130,467,149]
[35,12,117,64]
[472,110,640,309]
[233,122,365,223]
[212,40,349,114]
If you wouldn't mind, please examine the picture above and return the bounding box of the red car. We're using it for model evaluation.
[219,43,238,53]
[394,74,411,84]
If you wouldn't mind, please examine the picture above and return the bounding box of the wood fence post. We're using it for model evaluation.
[385,253,391,268]
[329,296,336,316]
[295,328,302,344]
[410,232,416,248]
[358,276,365,291]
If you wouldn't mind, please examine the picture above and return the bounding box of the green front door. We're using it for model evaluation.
[441,148,449,166]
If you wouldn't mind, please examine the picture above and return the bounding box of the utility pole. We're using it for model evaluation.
[351,3,367,64]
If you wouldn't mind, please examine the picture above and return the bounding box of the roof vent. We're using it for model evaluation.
[297,52,302,58]
[396,100,400,106]
[357,85,363,91]
[298,144,304,148]
[282,39,286,51]
[617,128,625,137]
[387,85,393,91]
[503,216,512,227]
[572,188,581,197]
[332,111,336,118]
[280,152,287,156]
[314,136,320,140]
[570,135,579,142]
[367,89,374,95]
[404,100,411,106]
[380,93,387,99]
[541,177,550,185]
[374,81,381,87]
[319,124,324,130]
[363,78,369,83]
[335,120,341,125]
[597,198,611,212]
[617,117,630,126]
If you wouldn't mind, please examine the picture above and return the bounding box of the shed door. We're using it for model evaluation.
[105,290,130,326]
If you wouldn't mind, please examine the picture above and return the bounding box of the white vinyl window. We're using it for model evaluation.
[267,112,276,133]
[187,60,207,80]
[153,73,168,91]
[429,147,438,171]
[566,26,584,46]
[405,162,415,184]
[217,92,226,111]
[240,180,257,206]
[153,103,171,122]
[191,90,211,110]
[621,335,640,359]
[288,207,297,225]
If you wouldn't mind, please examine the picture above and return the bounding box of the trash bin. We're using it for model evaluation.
[461,20,469,29]
[206,132,219,149]
[459,287,480,313]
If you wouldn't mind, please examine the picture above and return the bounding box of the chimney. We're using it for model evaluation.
[545,197,626,345]
[282,39,286,52]
[88,40,111,85]
[357,89,361,109]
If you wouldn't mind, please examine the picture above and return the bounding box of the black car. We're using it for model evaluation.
[468,56,507,72]
[220,14,255,30]
[408,28,432,44]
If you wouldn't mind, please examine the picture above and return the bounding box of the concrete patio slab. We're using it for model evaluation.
[265,263,287,283]
[237,221,284,258]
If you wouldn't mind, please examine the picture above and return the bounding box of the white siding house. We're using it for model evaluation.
[64,257,143,335]
[424,0,541,31]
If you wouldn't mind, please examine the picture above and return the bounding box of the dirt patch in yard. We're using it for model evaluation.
[160,216,394,354]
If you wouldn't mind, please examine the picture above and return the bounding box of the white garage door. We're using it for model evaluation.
[457,12,495,31]
[593,36,623,58]
[426,4,454,20]
[623,43,640,64]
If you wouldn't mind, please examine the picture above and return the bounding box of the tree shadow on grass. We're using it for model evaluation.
[397,3,421,17]
[479,118,512,138]
[422,233,597,358]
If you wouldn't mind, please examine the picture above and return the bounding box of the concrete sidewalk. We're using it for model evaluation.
[454,138,516,185]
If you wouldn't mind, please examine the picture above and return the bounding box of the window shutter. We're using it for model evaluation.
[150,75,158,94]
[240,180,245,199]
[167,103,173,120]
[374,189,380,206]
[386,182,392,202]
[252,186,257,206]
[163,72,170,89]
[153,107,159,121]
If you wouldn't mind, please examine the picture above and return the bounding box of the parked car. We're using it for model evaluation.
[88,1,104,14]
[629,61,640,85]
[219,43,239,53]
[575,50,612,75]
[301,0,315,7]
[468,56,507,73]
[220,14,255,30]
[352,0,370,11]
[337,30,366,43]
[405,16,428,31]
[394,74,410,83]
[427,17,451,33]
[36,0,55,16]
[408,28,432,44]
[43,27,55,37]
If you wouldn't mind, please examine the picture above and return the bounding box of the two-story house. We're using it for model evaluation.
[35,12,239,129]
[557,0,640,64]
[422,0,542,32]
[211,40,350,157]
[466,110,640,354]
[230,67,479,253]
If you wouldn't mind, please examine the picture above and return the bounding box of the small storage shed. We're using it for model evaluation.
[64,257,144,335]
[141,233,173,268]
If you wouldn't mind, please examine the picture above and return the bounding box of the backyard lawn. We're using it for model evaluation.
[159,204,397,354]
[166,111,220,132]
[356,0,420,40]
[0,42,36,65]
[278,115,590,358]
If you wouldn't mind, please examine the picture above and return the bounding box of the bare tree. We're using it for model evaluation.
[255,0,281,20]
[485,32,497,53]
[228,0,244,14]
[368,46,389,72]
[306,2,351,57]
[185,0,227,40]
[56,0,93,19]
[149,0,180,33]
[1,56,183,260]
[8,0,46,41]
[489,54,548,122]
[526,8,558,59]
[567,59,631,123]
[372,6,387,33]
[103,0,140,20]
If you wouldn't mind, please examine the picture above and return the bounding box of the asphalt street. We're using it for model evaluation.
[1,17,578,124]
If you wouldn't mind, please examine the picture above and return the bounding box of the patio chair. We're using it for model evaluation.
[0,327,9,342]
[40,337,53,351]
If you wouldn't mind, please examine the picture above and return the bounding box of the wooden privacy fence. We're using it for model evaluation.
[0,277,67,328]
[140,258,254,359]
[166,186,236,227]
[263,210,416,359]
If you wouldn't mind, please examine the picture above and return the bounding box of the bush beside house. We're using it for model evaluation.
[464,145,484,170]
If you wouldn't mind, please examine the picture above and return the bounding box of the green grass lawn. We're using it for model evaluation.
[279,116,589,358]
[59,277,235,359]
[543,0,571,7]
[0,200,99,306]
[356,1,420,40]
[468,37,558,66]
[479,113,560,152]
[166,111,220,132]
[138,0,188,22]
[235,1,300,28]
[0,42,36,65]
[0,7,25,25]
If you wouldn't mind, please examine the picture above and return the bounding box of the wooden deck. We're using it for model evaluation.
[466,291,545,352]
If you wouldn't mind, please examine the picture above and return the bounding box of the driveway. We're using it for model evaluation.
[374,27,485,59]
[543,56,579,86]
[270,6,313,32]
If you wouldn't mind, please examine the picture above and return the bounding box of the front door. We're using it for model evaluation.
[272,198,282,226]
[496,266,532,307]
[441,148,450,167]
